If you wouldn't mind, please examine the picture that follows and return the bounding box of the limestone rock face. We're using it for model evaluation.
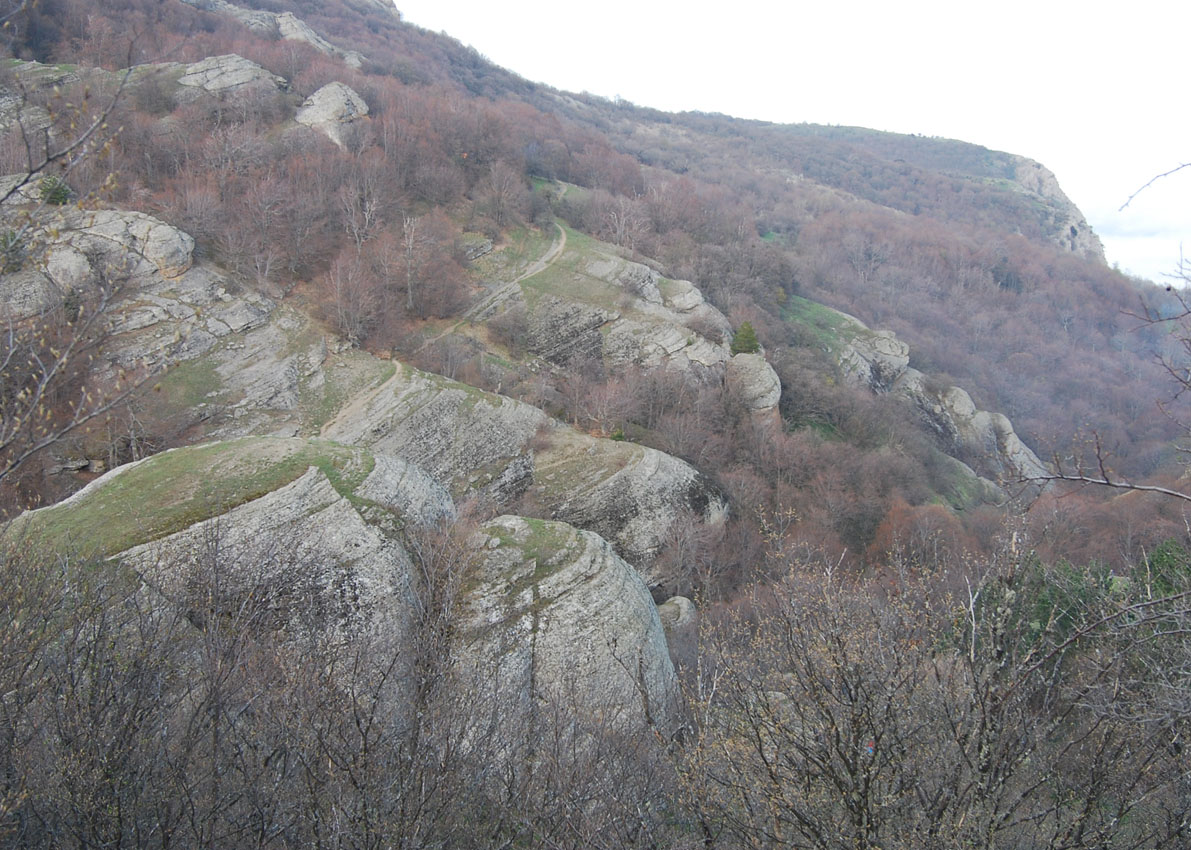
[839,327,911,392]
[297,82,370,147]
[463,516,680,735]
[1013,158,1106,264]
[725,352,782,412]
[277,13,366,67]
[177,54,288,96]
[16,440,679,748]
[322,364,725,578]
[829,308,1047,484]
[531,431,727,579]
[356,453,457,527]
[178,1,366,67]
[894,372,1049,481]
[118,465,415,644]
[0,205,275,408]
[527,296,616,366]
[522,251,732,378]
[322,364,549,504]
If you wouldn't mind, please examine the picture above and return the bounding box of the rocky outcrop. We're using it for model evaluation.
[322,364,549,504]
[657,595,696,631]
[321,363,725,577]
[177,54,288,97]
[357,453,456,527]
[1012,158,1106,264]
[178,1,366,67]
[296,82,370,148]
[11,438,678,745]
[725,352,782,413]
[3,205,268,345]
[838,327,910,391]
[894,371,1049,481]
[294,81,366,147]
[119,464,416,643]
[530,429,727,578]
[832,310,1047,484]
[463,515,680,735]
[276,12,367,68]
[523,251,732,377]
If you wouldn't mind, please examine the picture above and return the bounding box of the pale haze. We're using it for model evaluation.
[395,0,1189,284]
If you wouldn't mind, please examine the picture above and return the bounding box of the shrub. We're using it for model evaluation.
[730,320,760,354]
[39,175,71,205]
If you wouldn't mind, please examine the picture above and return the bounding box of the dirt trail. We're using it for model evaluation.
[462,221,566,322]
[320,361,403,437]
[413,221,567,354]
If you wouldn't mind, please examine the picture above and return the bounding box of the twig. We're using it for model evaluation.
[1119,163,1191,212]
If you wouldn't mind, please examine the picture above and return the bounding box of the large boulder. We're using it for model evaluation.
[294,81,366,147]
[725,352,782,413]
[177,54,288,96]
[296,82,370,148]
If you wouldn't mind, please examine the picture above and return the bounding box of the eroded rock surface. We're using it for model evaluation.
[832,309,1047,483]
[531,429,727,579]
[725,352,782,413]
[296,82,369,147]
[523,251,732,378]
[1012,158,1106,263]
[119,465,415,643]
[178,1,366,67]
[322,363,726,577]
[463,515,680,735]
[177,54,288,96]
[322,364,549,504]
[13,439,679,749]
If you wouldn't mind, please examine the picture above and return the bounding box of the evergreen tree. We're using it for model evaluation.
[730,321,760,354]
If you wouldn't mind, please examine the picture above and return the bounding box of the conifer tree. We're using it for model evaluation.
[730,321,760,354]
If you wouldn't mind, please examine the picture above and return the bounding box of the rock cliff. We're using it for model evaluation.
[1011,157,1106,264]
[462,515,680,737]
[8,437,679,740]
[836,311,1048,483]
[321,363,727,576]
[178,0,367,66]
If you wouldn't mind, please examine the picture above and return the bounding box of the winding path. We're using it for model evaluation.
[412,220,567,354]
[462,221,566,322]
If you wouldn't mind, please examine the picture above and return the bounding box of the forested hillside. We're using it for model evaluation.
[2,1,1190,847]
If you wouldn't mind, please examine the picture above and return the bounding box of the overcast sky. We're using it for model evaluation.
[393,1,1188,284]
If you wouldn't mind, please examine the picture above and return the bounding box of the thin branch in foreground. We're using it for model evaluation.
[1119,162,1191,212]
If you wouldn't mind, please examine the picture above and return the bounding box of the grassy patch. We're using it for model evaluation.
[782,295,859,354]
[7,437,372,560]
[471,225,554,283]
[299,355,395,433]
[488,517,578,601]
[519,227,628,313]
[153,355,224,411]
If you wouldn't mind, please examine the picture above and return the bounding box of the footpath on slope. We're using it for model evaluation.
[412,220,565,355]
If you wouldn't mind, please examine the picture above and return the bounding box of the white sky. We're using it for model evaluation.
[394,1,1189,284]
